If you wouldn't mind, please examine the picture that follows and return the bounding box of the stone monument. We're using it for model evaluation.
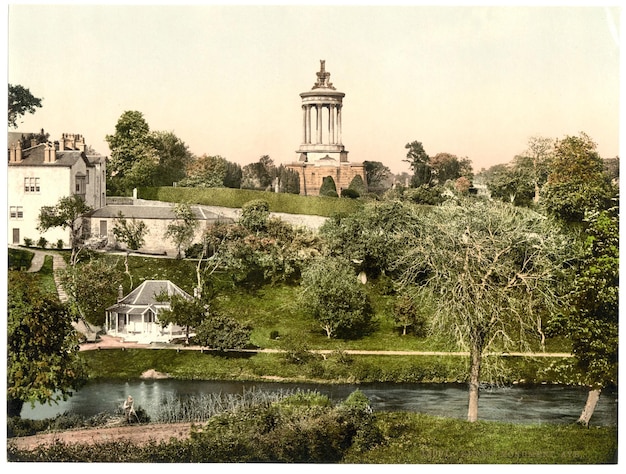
[287,60,367,196]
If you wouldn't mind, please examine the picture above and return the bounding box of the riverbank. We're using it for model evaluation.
[8,411,617,463]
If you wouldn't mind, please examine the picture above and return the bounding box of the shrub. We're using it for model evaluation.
[341,188,360,199]
[319,176,338,197]
[56,239,64,249]
[23,237,33,247]
[37,236,48,249]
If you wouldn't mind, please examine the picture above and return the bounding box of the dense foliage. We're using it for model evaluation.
[8,83,42,128]
[300,257,373,339]
[7,272,88,417]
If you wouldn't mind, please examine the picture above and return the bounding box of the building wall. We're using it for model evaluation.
[94,216,214,256]
[7,166,73,246]
[287,162,367,196]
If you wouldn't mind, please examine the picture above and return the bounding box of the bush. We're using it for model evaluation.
[319,176,338,197]
[37,237,48,249]
[8,248,34,270]
[23,237,33,247]
[341,188,360,199]
[56,239,64,249]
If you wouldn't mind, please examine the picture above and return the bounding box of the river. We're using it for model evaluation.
[21,380,617,426]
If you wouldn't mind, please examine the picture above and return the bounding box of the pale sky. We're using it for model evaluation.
[6,2,622,174]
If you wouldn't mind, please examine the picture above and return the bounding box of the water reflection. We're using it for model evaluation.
[21,380,617,426]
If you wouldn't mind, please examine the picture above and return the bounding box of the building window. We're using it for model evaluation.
[10,206,24,219]
[86,170,90,184]
[24,177,40,193]
[75,175,86,194]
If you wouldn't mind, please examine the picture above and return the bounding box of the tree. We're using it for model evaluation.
[180,154,228,188]
[194,314,251,352]
[404,141,431,187]
[7,271,88,417]
[37,195,93,266]
[8,84,42,128]
[429,153,473,185]
[398,201,568,422]
[165,203,198,258]
[112,211,149,287]
[300,258,373,339]
[392,288,431,336]
[150,130,193,186]
[277,165,300,194]
[105,110,154,194]
[156,294,206,345]
[567,208,618,426]
[58,259,123,327]
[241,155,275,190]
[543,133,616,222]
[523,136,554,203]
[363,161,391,193]
[18,128,49,149]
[320,200,421,279]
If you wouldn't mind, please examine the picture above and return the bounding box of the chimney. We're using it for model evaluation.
[117,285,124,302]
[9,144,15,162]
[30,138,37,148]
[50,143,56,162]
[44,143,51,163]
[15,141,22,163]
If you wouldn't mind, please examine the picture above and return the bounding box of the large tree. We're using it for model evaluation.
[156,294,206,345]
[567,208,619,426]
[8,84,42,128]
[105,110,154,194]
[404,141,431,187]
[363,161,391,193]
[37,195,93,265]
[398,201,568,422]
[180,154,228,188]
[429,153,473,185]
[57,259,123,327]
[7,272,88,417]
[543,132,616,222]
[150,130,193,186]
[300,257,373,339]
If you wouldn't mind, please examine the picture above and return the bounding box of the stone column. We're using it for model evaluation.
[306,105,311,143]
[316,104,323,144]
[337,105,343,145]
[330,104,336,144]
[302,105,307,143]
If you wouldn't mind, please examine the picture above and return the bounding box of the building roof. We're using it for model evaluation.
[8,143,90,168]
[107,280,192,311]
[90,204,228,221]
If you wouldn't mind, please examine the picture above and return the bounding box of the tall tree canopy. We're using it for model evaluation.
[8,272,87,417]
[543,132,616,222]
[567,207,619,426]
[404,141,431,187]
[8,84,42,128]
[399,201,568,422]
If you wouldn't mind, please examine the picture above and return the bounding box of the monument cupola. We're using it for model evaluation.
[297,60,348,163]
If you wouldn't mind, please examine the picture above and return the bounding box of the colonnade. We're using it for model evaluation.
[301,103,343,145]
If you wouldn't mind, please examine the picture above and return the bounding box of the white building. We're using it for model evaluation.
[105,280,192,343]
[7,133,107,247]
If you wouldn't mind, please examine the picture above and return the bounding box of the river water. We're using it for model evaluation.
[21,380,617,426]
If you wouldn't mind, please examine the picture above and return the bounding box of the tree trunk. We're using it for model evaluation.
[577,387,601,427]
[7,397,24,418]
[467,345,482,422]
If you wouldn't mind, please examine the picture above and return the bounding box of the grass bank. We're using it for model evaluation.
[80,348,572,386]
[137,186,364,217]
[344,412,617,464]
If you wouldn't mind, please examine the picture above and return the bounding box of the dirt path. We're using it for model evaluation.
[9,422,196,451]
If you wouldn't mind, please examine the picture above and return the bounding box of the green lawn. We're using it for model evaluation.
[345,412,617,464]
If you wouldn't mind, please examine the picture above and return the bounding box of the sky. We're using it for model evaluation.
[5,2,622,175]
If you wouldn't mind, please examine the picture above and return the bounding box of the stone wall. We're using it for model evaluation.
[287,162,367,196]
